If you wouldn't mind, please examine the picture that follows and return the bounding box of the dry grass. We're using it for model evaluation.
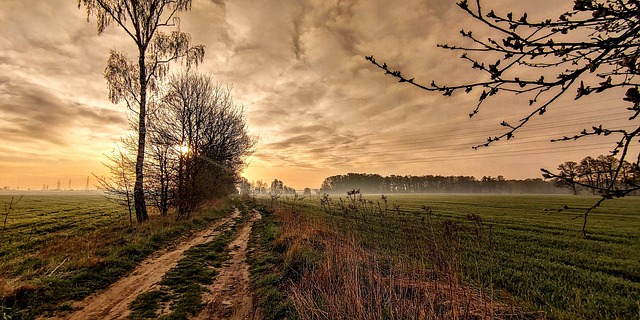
[1,213,187,297]
[269,206,524,320]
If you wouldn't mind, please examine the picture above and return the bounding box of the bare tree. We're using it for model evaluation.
[237,177,251,196]
[201,85,256,179]
[619,160,640,190]
[79,0,205,223]
[550,155,638,196]
[152,71,255,218]
[269,179,284,207]
[554,161,581,195]
[145,121,176,216]
[94,144,135,225]
[367,0,640,235]
[159,72,214,218]
[253,180,268,195]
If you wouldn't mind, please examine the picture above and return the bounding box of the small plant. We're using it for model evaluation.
[269,192,280,208]
[420,205,435,224]
[319,193,333,215]
[1,195,22,239]
[289,194,305,216]
[380,194,388,216]
[392,203,401,214]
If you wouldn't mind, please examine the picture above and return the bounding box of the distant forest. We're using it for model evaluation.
[319,173,562,194]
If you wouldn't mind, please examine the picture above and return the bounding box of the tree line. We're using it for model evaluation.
[238,178,297,197]
[319,154,639,196]
[319,173,558,194]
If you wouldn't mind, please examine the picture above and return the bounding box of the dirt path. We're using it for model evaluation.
[53,209,240,320]
[193,210,262,320]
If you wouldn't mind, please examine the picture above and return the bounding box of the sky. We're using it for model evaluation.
[0,0,636,190]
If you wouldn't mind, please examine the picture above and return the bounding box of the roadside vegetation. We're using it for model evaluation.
[249,192,639,319]
[0,194,229,319]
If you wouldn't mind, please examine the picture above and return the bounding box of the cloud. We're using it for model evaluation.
[182,0,488,176]
[0,0,616,189]
[0,76,126,146]
[224,0,631,188]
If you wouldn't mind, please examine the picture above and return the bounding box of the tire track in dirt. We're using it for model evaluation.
[193,209,262,320]
[50,209,240,320]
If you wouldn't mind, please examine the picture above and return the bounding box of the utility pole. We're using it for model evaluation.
[86,176,90,191]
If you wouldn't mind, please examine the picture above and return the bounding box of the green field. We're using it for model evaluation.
[1,193,638,319]
[0,193,124,279]
[272,193,640,319]
[0,192,227,319]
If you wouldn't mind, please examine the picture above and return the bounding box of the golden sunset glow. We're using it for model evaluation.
[179,144,190,155]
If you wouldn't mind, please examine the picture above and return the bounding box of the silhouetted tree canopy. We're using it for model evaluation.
[367,0,640,235]
[545,155,639,194]
[147,72,255,218]
[319,173,557,195]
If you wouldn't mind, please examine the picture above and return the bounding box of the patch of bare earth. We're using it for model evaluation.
[193,210,262,320]
[47,209,240,320]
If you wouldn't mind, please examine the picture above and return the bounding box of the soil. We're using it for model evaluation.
[193,210,262,320]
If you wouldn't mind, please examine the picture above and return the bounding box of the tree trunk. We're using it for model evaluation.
[160,154,169,216]
[134,50,149,223]
[178,153,185,219]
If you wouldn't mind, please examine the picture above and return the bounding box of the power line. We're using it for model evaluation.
[247,98,639,169]
[262,109,633,153]
[363,98,627,139]
[268,118,636,155]
[346,142,618,166]
[295,125,639,159]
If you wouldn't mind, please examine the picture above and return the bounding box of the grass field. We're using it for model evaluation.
[1,192,638,319]
[0,192,228,319]
[0,193,124,281]
[267,193,640,319]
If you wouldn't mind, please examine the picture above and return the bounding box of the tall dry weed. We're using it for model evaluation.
[272,201,523,319]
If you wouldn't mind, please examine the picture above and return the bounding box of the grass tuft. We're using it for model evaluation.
[246,201,298,320]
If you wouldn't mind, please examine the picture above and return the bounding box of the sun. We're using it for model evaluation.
[179,144,190,154]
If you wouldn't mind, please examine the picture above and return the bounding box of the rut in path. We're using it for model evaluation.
[52,209,240,320]
[193,209,262,320]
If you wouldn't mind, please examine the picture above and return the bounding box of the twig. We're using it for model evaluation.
[47,257,69,278]
[2,195,23,238]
